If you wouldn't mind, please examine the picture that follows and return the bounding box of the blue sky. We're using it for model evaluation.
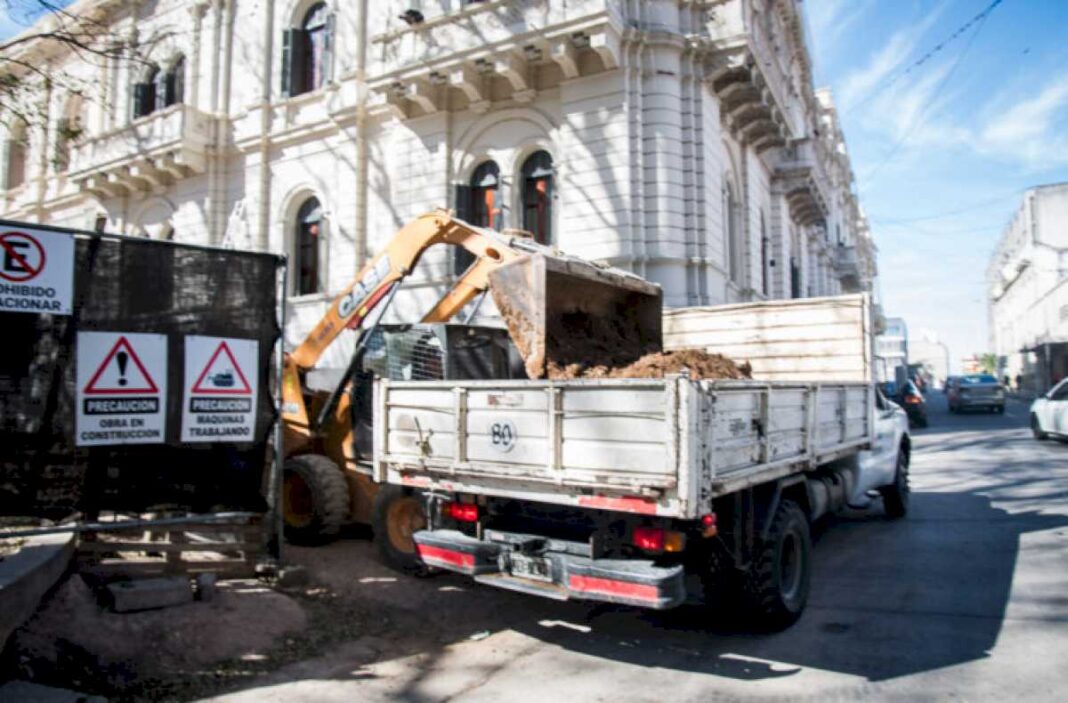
[4,1,1067,370]
[806,0,1068,369]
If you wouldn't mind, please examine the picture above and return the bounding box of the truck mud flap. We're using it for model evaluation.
[412,529,685,610]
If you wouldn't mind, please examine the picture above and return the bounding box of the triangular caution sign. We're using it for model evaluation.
[191,341,253,395]
[83,335,161,395]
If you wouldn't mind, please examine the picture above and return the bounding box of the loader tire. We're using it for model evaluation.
[282,454,349,544]
[881,444,910,519]
[372,485,430,576]
[740,500,811,631]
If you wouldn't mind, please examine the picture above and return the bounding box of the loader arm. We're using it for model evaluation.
[282,210,525,442]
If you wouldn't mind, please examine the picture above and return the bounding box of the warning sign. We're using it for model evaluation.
[181,336,259,443]
[0,226,74,315]
[76,332,168,446]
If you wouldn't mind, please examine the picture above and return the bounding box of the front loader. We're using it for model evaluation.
[279,210,661,569]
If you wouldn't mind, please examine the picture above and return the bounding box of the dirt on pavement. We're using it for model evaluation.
[9,575,308,693]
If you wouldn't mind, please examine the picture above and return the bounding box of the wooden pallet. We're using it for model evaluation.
[75,517,264,579]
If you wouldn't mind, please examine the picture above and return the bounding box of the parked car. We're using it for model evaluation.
[947,374,1005,413]
[1031,378,1068,440]
[884,380,927,428]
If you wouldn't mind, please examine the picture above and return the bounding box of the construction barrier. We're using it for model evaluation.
[0,220,285,520]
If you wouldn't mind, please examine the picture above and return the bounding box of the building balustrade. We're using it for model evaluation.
[68,104,215,198]
[370,0,622,116]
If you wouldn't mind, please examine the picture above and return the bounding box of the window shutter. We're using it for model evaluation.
[1,140,10,189]
[323,13,336,84]
[281,29,297,97]
[453,184,476,275]
[169,61,185,106]
[132,83,151,118]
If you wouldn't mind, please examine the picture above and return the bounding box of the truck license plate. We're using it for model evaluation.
[508,553,552,583]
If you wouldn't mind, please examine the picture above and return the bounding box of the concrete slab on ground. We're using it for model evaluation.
[0,531,75,648]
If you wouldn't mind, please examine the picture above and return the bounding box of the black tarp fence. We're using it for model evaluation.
[0,220,285,521]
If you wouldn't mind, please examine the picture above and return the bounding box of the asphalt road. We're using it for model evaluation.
[213,392,1068,702]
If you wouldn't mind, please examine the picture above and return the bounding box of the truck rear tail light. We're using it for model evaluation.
[632,527,685,553]
[446,502,479,522]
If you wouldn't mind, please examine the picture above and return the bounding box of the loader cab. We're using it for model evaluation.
[350,323,525,460]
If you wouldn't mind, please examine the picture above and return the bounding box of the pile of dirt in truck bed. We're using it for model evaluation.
[547,349,753,380]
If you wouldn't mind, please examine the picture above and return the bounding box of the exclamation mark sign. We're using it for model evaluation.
[116,350,128,386]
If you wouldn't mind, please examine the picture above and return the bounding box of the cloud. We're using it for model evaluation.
[806,0,872,61]
[864,71,1068,173]
[836,6,946,109]
[977,77,1068,165]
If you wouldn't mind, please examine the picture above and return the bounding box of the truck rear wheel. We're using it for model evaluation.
[881,444,910,519]
[741,500,810,630]
[283,454,350,544]
[372,485,430,576]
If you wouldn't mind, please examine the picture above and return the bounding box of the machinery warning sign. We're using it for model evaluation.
[0,226,74,315]
[76,332,168,446]
[181,336,259,443]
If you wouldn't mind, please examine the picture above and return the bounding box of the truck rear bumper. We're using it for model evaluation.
[413,529,685,610]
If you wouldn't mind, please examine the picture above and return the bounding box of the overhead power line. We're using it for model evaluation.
[861,3,1000,187]
[869,189,1025,223]
[846,0,1006,114]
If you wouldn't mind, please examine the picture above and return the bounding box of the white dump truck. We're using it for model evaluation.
[373,294,910,628]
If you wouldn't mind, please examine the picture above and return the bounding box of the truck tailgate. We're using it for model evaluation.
[374,379,681,507]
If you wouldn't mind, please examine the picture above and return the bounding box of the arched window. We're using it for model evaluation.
[4,119,27,190]
[454,160,500,274]
[295,197,323,295]
[470,161,501,229]
[164,56,185,108]
[521,151,553,245]
[282,3,334,97]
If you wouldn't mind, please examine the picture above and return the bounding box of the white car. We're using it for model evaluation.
[852,388,912,516]
[1031,379,1068,440]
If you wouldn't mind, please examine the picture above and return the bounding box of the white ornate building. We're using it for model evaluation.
[1,0,876,348]
[987,183,1068,392]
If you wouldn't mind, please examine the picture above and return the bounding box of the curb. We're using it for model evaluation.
[0,531,76,648]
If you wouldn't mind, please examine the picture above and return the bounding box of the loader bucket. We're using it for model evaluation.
[488,253,663,379]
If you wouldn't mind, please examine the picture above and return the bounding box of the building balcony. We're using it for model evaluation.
[771,139,829,227]
[704,51,789,153]
[369,0,623,117]
[68,104,215,198]
[702,0,808,151]
[835,244,863,292]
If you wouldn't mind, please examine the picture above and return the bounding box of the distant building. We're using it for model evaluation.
[961,356,982,375]
[987,183,1068,393]
[910,337,949,385]
[875,317,908,383]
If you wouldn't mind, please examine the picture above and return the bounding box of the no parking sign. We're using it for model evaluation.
[0,225,74,315]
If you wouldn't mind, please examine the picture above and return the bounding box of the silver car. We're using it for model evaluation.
[947,374,1005,413]
[1031,379,1068,440]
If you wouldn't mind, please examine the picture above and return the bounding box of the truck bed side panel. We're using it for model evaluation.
[376,378,873,519]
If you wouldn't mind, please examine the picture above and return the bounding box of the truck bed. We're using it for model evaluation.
[374,376,873,519]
